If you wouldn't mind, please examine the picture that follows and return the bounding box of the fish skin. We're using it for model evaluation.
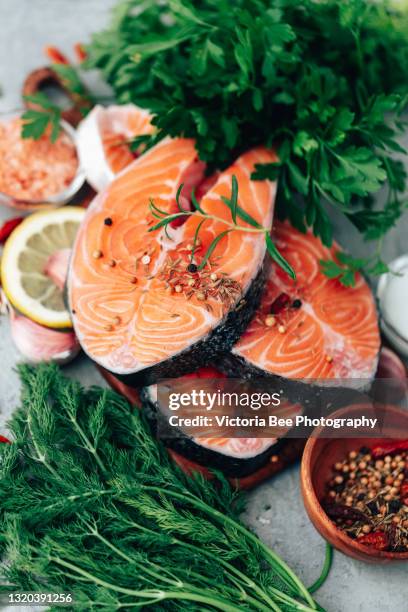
[68,138,278,386]
[141,386,283,477]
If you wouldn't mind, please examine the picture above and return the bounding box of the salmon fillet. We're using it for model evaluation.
[227,221,380,382]
[68,138,278,384]
[142,366,302,476]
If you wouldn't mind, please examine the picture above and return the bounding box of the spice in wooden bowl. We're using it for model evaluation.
[323,442,408,552]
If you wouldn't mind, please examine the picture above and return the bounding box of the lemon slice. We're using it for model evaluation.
[1,206,85,328]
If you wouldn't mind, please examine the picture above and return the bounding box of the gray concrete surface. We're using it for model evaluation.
[0,2,407,611]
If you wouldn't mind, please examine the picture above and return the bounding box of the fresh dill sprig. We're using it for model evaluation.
[149,174,296,279]
[0,363,328,611]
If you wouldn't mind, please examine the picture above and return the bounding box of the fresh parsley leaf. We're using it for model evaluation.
[252,162,281,181]
[320,251,390,287]
[22,94,62,143]
[320,258,359,287]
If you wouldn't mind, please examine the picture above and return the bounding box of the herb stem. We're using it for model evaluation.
[87,525,183,587]
[149,174,295,278]
[129,486,316,609]
[308,543,333,594]
[50,555,249,611]
[267,587,318,612]
[26,412,61,481]
[66,414,107,475]
[119,514,281,612]
[150,209,268,234]
[85,517,281,611]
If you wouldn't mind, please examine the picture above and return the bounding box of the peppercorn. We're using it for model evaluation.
[187,263,198,273]
[104,217,113,226]
[292,299,302,309]
[325,446,408,552]
[389,500,402,513]
[265,315,276,327]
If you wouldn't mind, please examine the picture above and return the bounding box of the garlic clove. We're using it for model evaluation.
[43,248,72,291]
[9,308,80,364]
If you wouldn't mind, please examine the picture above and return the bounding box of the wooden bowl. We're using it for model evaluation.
[301,403,408,563]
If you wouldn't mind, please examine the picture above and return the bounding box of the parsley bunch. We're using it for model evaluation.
[0,364,329,611]
[86,0,408,282]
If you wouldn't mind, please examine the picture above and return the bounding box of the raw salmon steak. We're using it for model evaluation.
[68,138,278,385]
[76,104,154,191]
[223,221,380,383]
[142,366,302,477]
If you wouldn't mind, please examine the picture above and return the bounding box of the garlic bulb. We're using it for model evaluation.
[9,308,80,364]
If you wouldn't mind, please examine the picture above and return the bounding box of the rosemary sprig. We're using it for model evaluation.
[149,175,296,278]
[0,364,328,610]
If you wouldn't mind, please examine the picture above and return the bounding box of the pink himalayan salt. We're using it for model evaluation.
[0,117,78,201]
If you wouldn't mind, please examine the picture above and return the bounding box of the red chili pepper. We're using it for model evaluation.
[74,43,87,63]
[0,435,10,444]
[358,531,389,551]
[0,217,24,244]
[44,45,69,65]
[270,292,291,314]
[371,440,408,459]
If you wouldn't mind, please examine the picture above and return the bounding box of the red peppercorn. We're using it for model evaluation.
[270,292,291,314]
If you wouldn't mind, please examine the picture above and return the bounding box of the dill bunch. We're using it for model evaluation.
[0,364,325,611]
